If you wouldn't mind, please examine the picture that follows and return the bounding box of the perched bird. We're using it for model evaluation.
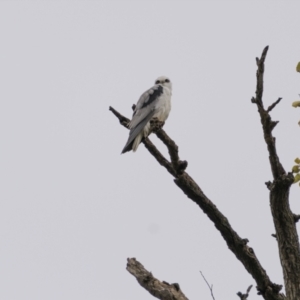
[121,76,172,154]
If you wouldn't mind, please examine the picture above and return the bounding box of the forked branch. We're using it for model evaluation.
[110,104,283,299]
[252,46,285,180]
[252,47,300,300]
[110,46,299,300]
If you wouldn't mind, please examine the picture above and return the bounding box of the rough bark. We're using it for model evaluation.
[126,258,189,300]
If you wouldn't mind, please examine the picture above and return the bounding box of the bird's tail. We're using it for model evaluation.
[132,132,143,152]
[121,113,154,154]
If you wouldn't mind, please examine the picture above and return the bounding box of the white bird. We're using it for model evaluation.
[121,76,172,154]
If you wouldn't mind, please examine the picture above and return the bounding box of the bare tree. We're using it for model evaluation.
[110,46,300,300]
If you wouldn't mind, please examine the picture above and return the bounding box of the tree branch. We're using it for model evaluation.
[155,129,188,175]
[110,107,284,300]
[252,46,285,180]
[252,46,300,300]
[174,172,283,300]
[109,106,130,128]
[126,258,189,300]
[143,137,177,177]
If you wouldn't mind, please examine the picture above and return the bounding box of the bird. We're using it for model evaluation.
[121,76,172,154]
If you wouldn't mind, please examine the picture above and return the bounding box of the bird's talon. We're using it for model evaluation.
[150,119,165,133]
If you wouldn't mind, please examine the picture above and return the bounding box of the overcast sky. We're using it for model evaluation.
[1,1,300,299]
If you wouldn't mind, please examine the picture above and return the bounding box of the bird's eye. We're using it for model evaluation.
[165,79,170,83]
[155,80,160,84]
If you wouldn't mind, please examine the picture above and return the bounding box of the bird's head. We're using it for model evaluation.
[155,76,172,91]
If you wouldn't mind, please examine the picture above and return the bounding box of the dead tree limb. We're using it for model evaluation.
[126,258,189,300]
[109,110,283,300]
[251,46,300,300]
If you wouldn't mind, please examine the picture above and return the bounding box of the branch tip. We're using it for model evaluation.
[109,106,130,128]
[200,271,216,300]
[237,284,253,300]
[265,181,272,190]
[271,234,277,240]
[293,214,300,223]
[267,98,282,112]
[259,46,269,64]
[270,121,279,131]
[242,238,249,245]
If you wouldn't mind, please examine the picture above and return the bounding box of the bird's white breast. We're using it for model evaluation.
[153,86,172,122]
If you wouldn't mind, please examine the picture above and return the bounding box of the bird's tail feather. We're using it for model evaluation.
[121,140,134,154]
[132,133,143,152]
[121,110,155,154]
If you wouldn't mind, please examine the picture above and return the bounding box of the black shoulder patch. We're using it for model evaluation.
[141,85,163,108]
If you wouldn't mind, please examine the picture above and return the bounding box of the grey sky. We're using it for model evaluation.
[1,1,300,299]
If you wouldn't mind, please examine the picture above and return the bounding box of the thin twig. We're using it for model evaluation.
[200,271,216,300]
[267,98,282,112]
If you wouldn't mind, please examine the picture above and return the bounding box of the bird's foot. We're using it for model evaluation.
[150,118,165,133]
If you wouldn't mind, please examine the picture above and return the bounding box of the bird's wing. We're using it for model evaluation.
[130,85,163,128]
[121,85,164,153]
